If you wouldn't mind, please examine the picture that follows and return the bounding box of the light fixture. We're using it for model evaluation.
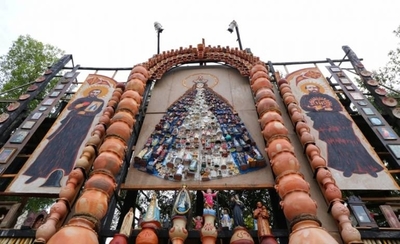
[154,22,164,33]
[154,22,164,54]
[227,20,243,50]
[227,20,237,33]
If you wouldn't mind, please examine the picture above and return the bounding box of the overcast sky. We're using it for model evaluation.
[0,0,399,79]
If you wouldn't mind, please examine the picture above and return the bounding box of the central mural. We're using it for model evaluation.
[125,66,275,189]
[134,74,265,181]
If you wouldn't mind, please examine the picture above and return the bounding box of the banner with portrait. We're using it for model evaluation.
[286,67,398,190]
[7,74,117,194]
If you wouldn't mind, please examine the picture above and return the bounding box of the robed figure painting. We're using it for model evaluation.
[7,75,116,194]
[287,67,398,190]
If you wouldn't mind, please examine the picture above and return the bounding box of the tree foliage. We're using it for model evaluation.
[0,35,64,99]
[374,26,400,91]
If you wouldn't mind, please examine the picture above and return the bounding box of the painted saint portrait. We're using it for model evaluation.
[292,69,384,178]
[7,75,117,193]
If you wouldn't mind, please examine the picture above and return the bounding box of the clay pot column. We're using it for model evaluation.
[34,85,123,244]
[277,78,362,244]
[249,64,338,244]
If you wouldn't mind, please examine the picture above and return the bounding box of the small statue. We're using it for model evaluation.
[193,216,203,230]
[202,188,218,209]
[173,184,191,215]
[253,201,274,238]
[220,208,232,230]
[143,192,161,222]
[230,194,245,227]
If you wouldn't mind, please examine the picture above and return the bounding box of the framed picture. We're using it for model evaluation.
[345,85,354,91]
[31,112,42,120]
[349,92,363,100]
[388,144,400,159]
[362,107,374,115]
[340,78,351,84]
[0,148,17,163]
[55,84,64,90]
[377,127,397,140]
[22,121,36,129]
[330,67,341,72]
[50,91,60,98]
[358,101,367,106]
[43,98,55,106]
[10,130,29,144]
[38,106,47,112]
[369,117,383,126]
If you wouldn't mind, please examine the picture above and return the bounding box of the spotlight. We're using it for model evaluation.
[227,20,237,33]
[154,22,164,33]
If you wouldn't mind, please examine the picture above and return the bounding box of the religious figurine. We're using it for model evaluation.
[220,208,232,230]
[143,192,161,222]
[193,216,203,230]
[253,201,276,241]
[202,188,218,209]
[230,194,245,227]
[173,185,191,215]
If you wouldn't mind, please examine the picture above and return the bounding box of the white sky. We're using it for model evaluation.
[0,0,400,80]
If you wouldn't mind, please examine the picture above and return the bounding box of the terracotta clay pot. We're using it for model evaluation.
[310,156,327,170]
[169,216,188,244]
[126,78,145,95]
[106,121,132,143]
[136,225,158,244]
[85,173,116,198]
[279,83,291,94]
[74,158,91,172]
[230,226,254,244]
[315,167,334,186]
[251,78,272,94]
[330,201,350,223]
[98,114,111,126]
[255,88,276,104]
[250,71,270,84]
[280,192,317,221]
[290,111,305,126]
[120,90,142,104]
[93,152,123,176]
[250,64,268,78]
[300,131,315,147]
[289,220,339,244]
[47,217,98,244]
[256,98,280,117]
[259,111,283,129]
[128,72,147,84]
[200,214,218,244]
[270,152,300,177]
[99,138,127,159]
[266,137,294,159]
[277,78,288,86]
[116,98,139,116]
[324,183,342,202]
[305,144,320,159]
[86,135,102,148]
[287,103,301,115]
[111,111,135,128]
[275,173,310,199]
[75,189,109,220]
[109,233,128,244]
[262,121,288,141]
[131,65,149,79]
[92,123,106,138]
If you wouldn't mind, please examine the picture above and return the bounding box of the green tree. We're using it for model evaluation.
[374,26,400,90]
[0,35,64,110]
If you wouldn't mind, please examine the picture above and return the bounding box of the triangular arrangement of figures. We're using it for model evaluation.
[134,76,265,181]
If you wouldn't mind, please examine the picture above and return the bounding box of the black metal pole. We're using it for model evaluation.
[157,31,160,54]
[235,26,243,50]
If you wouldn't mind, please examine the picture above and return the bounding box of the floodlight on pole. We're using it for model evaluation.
[227,20,243,50]
[154,22,164,54]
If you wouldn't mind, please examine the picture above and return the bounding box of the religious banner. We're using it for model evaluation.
[286,67,398,190]
[124,66,275,190]
[7,74,117,194]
